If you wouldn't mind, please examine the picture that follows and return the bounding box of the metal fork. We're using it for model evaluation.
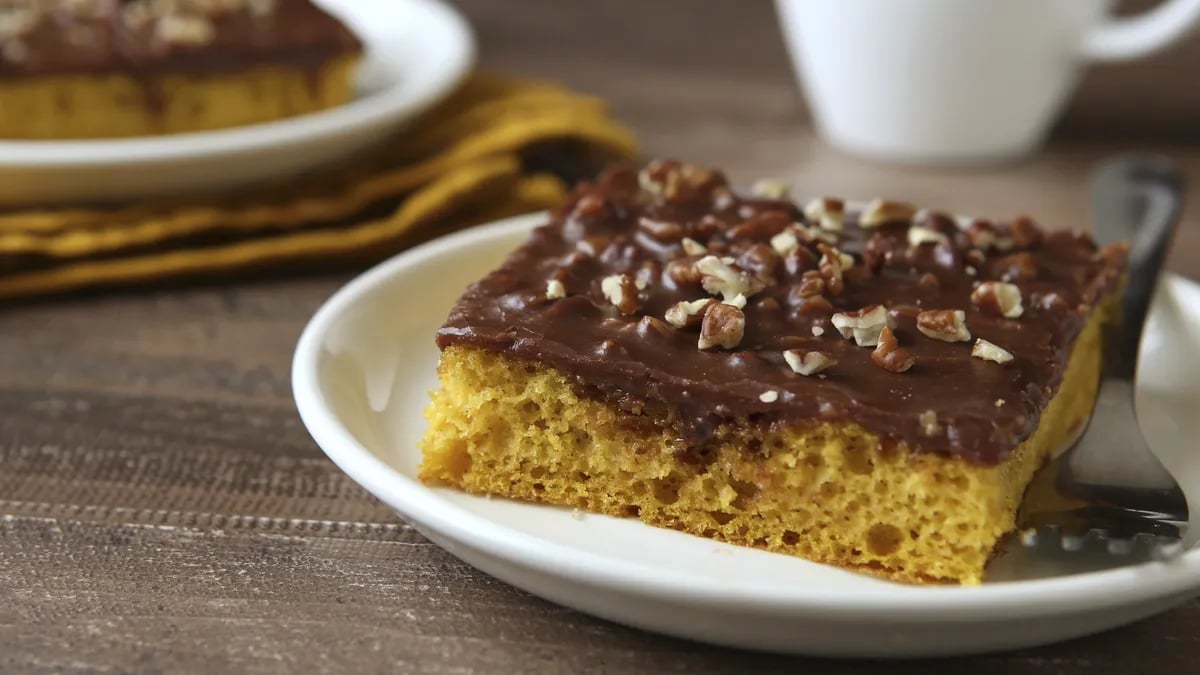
[1015,156,1190,556]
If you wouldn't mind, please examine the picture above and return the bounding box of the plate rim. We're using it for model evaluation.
[0,0,475,167]
[293,211,1200,621]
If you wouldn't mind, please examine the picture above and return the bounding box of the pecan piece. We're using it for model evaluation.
[831,304,889,347]
[916,309,971,342]
[680,237,707,256]
[859,199,917,228]
[1008,215,1044,249]
[696,255,765,302]
[972,338,1014,364]
[545,279,566,300]
[907,225,947,247]
[665,258,703,286]
[728,210,791,240]
[698,303,745,350]
[919,410,942,436]
[995,252,1038,282]
[871,326,915,372]
[804,197,845,232]
[600,274,639,314]
[962,218,1013,252]
[664,298,716,328]
[637,216,684,242]
[816,243,853,296]
[971,281,1024,318]
[783,349,837,376]
[770,229,799,256]
[752,178,790,199]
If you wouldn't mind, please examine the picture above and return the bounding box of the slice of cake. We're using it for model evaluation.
[0,0,362,139]
[419,160,1125,584]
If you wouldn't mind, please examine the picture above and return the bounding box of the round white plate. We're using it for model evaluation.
[293,212,1200,657]
[0,0,474,207]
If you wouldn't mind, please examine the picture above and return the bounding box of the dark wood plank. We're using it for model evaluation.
[2,0,1200,672]
[2,516,1198,675]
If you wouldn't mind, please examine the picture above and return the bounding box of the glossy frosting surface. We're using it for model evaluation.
[437,161,1124,464]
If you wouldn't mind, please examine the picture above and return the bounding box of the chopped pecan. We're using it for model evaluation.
[783,349,837,376]
[681,237,707,256]
[665,298,716,328]
[698,303,745,350]
[919,410,942,436]
[831,304,889,347]
[783,246,817,276]
[600,274,639,314]
[796,270,825,298]
[863,232,893,274]
[859,199,917,228]
[816,243,853,296]
[637,315,672,339]
[770,229,799,256]
[737,243,781,284]
[156,14,216,45]
[728,210,791,240]
[638,160,724,201]
[916,309,971,342]
[972,338,1014,364]
[637,216,684,242]
[907,225,948,247]
[962,218,1013,252]
[752,178,790,199]
[634,262,657,290]
[1008,215,1044,249]
[804,197,845,232]
[971,281,1024,318]
[665,258,703,286]
[696,255,765,302]
[545,279,566,300]
[995,252,1038,282]
[871,326,916,372]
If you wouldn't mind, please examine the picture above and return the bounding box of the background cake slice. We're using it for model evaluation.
[420,159,1125,584]
[0,0,362,139]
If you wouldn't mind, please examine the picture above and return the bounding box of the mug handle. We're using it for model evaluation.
[1083,0,1200,61]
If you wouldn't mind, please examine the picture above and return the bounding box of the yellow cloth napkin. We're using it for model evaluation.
[0,71,640,302]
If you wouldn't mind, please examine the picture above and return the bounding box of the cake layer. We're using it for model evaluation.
[436,160,1125,465]
[421,285,1105,584]
[0,57,357,139]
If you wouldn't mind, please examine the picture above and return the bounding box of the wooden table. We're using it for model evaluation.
[3,2,1199,673]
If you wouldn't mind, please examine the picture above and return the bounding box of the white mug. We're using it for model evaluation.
[776,0,1200,164]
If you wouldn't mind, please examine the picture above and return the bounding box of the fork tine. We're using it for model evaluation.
[1018,524,1186,559]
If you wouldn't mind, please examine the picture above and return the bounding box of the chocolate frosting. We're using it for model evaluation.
[436,161,1125,465]
[0,0,361,78]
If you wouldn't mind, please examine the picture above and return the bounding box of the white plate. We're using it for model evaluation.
[0,0,474,207]
[292,212,1200,657]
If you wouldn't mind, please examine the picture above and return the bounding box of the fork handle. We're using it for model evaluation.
[1089,156,1185,379]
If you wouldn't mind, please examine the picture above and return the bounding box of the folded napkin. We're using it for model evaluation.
[0,71,639,302]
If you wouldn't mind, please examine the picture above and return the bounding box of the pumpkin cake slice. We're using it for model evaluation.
[0,0,362,139]
[419,159,1124,584]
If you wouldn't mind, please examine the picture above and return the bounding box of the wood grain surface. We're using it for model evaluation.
[3,1,1200,673]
